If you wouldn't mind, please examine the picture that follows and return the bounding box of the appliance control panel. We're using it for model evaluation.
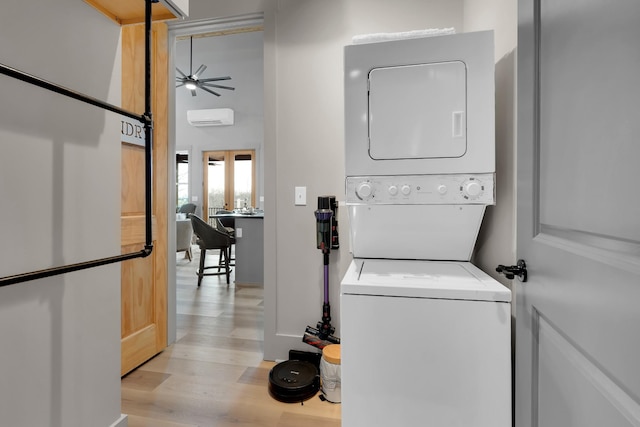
[346,174,495,205]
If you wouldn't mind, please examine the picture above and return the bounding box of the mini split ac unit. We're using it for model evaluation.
[187,108,234,126]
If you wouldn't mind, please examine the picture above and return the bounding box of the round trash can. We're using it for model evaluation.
[320,344,341,403]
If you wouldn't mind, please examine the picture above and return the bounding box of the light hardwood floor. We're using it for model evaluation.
[121,247,342,427]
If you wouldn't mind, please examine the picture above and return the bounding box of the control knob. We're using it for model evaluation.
[388,185,398,196]
[400,185,411,196]
[356,181,374,200]
[462,179,483,199]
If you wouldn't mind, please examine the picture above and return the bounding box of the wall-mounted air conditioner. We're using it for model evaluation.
[187,108,234,126]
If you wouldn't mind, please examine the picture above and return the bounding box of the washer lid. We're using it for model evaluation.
[341,259,511,302]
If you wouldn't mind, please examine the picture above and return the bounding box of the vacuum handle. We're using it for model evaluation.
[315,209,332,252]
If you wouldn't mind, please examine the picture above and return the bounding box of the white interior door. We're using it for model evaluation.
[516,1,640,426]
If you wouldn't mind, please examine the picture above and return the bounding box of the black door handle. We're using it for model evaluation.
[496,259,527,282]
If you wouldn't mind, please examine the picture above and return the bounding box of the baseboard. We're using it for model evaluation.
[264,333,324,361]
[109,414,128,427]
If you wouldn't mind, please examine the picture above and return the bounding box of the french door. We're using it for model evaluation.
[203,150,256,221]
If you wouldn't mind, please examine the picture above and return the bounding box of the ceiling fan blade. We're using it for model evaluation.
[176,82,186,88]
[202,83,235,91]
[200,86,221,97]
[189,36,194,75]
[176,67,188,79]
[193,64,207,78]
[199,76,231,82]
[190,89,197,97]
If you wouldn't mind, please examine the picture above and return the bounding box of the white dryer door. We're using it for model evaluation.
[369,61,467,159]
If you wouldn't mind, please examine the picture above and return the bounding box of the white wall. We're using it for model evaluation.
[0,1,124,426]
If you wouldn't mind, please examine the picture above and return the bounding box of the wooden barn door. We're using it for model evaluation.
[120,22,168,376]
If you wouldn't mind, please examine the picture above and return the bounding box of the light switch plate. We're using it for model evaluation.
[295,186,306,206]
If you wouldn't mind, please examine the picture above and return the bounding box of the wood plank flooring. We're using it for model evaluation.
[121,247,341,427]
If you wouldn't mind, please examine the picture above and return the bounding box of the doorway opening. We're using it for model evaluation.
[168,14,265,356]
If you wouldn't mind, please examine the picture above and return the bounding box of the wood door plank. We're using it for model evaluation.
[121,324,159,376]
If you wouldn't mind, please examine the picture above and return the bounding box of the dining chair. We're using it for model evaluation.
[190,214,232,286]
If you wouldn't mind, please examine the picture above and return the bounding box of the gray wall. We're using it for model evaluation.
[264,0,465,360]
[0,1,124,426]
[188,0,267,20]
[464,0,518,291]
[182,0,518,361]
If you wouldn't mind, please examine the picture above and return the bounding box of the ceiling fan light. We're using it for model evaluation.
[185,82,197,90]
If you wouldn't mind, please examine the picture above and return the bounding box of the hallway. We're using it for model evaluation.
[121,248,341,426]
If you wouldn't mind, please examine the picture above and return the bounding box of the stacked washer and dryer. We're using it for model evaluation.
[340,31,511,426]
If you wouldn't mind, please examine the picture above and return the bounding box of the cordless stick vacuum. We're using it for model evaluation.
[303,196,341,350]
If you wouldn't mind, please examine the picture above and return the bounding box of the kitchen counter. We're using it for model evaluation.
[210,212,264,219]
[211,212,263,285]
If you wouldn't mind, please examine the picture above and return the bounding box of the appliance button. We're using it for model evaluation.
[437,184,448,195]
[400,185,411,196]
[388,185,398,196]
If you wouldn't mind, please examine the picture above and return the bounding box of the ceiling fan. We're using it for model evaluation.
[176,36,235,97]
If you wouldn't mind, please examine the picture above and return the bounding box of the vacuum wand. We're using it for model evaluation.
[303,196,340,350]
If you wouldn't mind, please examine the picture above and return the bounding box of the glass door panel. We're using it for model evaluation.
[233,152,254,210]
[203,150,255,222]
[207,152,226,212]
[176,151,189,209]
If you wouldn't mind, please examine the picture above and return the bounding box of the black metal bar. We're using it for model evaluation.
[143,0,156,253]
[0,250,152,288]
[0,0,157,287]
[0,63,144,123]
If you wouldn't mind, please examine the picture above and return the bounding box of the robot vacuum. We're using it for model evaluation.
[268,359,319,403]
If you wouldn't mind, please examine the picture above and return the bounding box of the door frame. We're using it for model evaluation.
[166,12,266,352]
